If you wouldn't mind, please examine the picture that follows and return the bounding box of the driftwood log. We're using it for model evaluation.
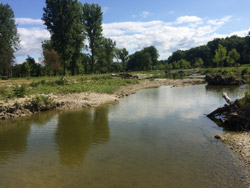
[207,93,250,131]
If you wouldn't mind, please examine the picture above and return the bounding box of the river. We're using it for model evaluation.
[0,84,249,187]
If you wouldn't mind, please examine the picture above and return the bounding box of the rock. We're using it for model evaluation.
[215,135,224,140]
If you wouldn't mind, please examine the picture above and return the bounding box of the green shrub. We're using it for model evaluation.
[30,80,47,87]
[240,92,250,112]
[30,95,53,109]
[12,85,28,98]
[242,68,250,75]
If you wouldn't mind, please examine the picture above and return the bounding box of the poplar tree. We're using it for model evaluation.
[82,3,103,73]
[42,0,85,75]
[0,3,19,76]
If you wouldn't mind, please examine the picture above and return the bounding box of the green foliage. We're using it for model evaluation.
[114,48,129,71]
[227,48,240,66]
[30,80,47,87]
[178,59,191,69]
[96,37,116,73]
[241,68,250,76]
[0,3,19,76]
[48,78,68,86]
[239,92,250,112]
[82,3,103,73]
[12,85,28,98]
[127,46,159,71]
[42,0,85,75]
[194,58,204,68]
[213,44,227,67]
[30,95,53,109]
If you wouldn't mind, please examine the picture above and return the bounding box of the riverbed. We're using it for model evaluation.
[0,84,249,187]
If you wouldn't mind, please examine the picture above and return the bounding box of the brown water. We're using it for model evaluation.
[0,84,250,188]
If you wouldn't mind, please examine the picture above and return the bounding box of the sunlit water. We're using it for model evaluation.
[0,84,250,188]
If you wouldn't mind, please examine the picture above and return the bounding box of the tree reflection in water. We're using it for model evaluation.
[55,106,110,167]
[0,111,57,164]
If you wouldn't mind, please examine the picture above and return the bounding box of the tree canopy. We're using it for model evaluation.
[82,3,103,73]
[42,0,85,75]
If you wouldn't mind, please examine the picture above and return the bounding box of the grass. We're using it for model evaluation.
[0,74,139,100]
[1,66,249,100]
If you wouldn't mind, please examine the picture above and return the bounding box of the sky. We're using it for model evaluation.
[2,0,250,63]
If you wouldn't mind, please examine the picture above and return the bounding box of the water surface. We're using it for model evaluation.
[0,84,250,187]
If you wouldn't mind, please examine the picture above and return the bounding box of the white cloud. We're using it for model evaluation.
[15,27,50,59]
[102,15,246,60]
[176,16,202,24]
[207,16,232,26]
[14,15,249,62]
[15,18,44,25]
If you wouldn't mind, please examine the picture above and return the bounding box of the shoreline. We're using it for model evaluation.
[224,132,250,171]
[0,78,204,120]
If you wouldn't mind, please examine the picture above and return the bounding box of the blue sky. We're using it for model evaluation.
[2,0,250,63]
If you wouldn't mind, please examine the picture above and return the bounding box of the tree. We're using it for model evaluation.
[0,3,19,76]
[42,40,61,76]
[82,3,103,73]
[213,44,227,67]
[114,48,129,72]
[96,37,116,73]
[194,58,204,68]
[42,0,85,75]
[227,49,240,66]
[43,49,61,76]
[143,46,159,66]
[24,59,31,79]
[178,59,191,69]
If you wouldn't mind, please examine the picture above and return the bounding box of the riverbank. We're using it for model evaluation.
[224,132,250,171]
[0,78,204,120]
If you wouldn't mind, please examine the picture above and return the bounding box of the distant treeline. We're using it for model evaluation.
[1,1,250,78]
[165,34,250,69]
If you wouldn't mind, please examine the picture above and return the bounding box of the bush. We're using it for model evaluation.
[30,80,47,87]
[12,85,28,98]
[30,95,53,110]
[242,68,250,76]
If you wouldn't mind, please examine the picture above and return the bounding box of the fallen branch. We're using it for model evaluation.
[223,92,232,104]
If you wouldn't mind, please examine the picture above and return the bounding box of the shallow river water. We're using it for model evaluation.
[0,84,250,188]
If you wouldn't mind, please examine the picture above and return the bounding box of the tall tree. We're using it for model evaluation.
[227,48,240,66]
[0,3,19,76]
[213,44,227,67]
[96,37,116,73]
[114,48,129,71]
[42,0,85,75]
[82,3,103,73]
[143,46,159,66]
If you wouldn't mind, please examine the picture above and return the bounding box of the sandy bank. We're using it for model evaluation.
[0,78,203,120]
[224,132,250,171]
